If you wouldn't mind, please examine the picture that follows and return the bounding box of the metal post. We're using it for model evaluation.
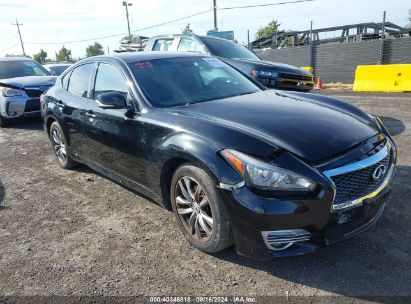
[213,0,218,32]
[12,18,25,55]
[379,11,386,64]
[247,30,250,48]
[123,1,132,38]
[309,21,314,70]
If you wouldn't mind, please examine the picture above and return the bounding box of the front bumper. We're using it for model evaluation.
[1,97,41,119]
[219,181,391,260]
[217,139,396,260]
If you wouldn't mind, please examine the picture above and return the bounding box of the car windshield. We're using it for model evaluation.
[0,60,50,79]
[129,57,260,108]
[200,37,260,60]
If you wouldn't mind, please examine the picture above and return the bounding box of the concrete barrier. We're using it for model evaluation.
[353,64,411,92]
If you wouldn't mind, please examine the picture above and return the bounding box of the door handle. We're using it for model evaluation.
[86,110,96,118]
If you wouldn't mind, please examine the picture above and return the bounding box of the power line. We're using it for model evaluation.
[131,8,213,33]
[25,8,213,45]
[23,0,314,46]
[0,43,20,53]
[219,0,314,10]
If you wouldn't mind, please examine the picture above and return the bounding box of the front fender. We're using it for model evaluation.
[160,132,243,186]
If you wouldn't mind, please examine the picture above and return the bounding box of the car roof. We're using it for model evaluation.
[150,33,227,42]
[0,56,35,62]
[82,51,208,64]
[45,63,72,67]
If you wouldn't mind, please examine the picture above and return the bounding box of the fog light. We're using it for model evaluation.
[261,229,311,251]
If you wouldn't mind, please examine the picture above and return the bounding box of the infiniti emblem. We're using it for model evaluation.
[372,164,386,181]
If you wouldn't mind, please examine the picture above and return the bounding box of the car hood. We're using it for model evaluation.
[225,58,312,76]
[0,76,57,89]
[169,90,378,163]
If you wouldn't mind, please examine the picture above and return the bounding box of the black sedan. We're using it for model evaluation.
[41,52,396,260]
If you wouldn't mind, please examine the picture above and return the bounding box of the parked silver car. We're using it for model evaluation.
[0,57,56,127]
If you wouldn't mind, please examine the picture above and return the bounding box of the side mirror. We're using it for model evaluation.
[96,92,127,109]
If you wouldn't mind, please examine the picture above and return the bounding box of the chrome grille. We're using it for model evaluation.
[278,72,314,82]
[331,153,391,206]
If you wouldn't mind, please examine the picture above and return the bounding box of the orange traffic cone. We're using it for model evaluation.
[315,76,323,90]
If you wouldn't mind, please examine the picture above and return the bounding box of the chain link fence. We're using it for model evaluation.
[255,36,411,83]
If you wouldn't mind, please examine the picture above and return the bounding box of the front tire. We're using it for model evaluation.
[49,121,78,169]
[170,164,233,253]
[0,116,9,128]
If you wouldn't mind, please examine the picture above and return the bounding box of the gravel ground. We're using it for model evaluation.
[0,90,410,302]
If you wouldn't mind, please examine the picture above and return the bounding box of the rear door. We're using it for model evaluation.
[57,63,95,158]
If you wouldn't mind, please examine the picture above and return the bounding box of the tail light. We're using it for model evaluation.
[40,94,45,105]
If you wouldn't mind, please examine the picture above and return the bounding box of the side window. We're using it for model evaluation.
[94,63,128,100]
[177,37,206,53]
[152,39,173,51]
[61,70,72,90]
[67,63,94,98]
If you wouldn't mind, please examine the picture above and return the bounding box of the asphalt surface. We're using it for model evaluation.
[0,90,410,302]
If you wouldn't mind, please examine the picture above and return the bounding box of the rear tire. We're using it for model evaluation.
[170,163,233,253]
[0,116,9,128]
[49,121,78,169]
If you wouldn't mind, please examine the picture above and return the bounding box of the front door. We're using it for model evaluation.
[84,62,147,184]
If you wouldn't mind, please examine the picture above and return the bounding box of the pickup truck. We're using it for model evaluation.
[144,34,314,92]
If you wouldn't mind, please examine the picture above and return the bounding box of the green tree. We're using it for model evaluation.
[182,23,193,34]
[255,20,281,39]
[33,49,47,64]
[85,42,105,57]
[407,9,411,28]
[55,46,72,62]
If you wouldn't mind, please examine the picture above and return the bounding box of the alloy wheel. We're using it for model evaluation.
[174,176,214,242]
[51,128,67,163]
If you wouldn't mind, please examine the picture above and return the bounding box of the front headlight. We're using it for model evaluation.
[251,69,278,79]
[0,86,24,97]
[220,149,316,192]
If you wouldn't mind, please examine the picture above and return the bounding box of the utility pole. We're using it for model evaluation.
[213,0,218,32]
[247,30,250,48]
[122,1,132,38]
[11,18,25,56]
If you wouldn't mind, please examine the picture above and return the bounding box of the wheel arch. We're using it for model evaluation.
[45,115,57,137]
[158,133,243,210]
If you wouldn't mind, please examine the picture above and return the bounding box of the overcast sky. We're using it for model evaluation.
[0,0,409,59]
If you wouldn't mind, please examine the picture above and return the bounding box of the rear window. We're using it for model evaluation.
[0,60,50,79]
[201,37,260,60]
[152,39,173,51]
